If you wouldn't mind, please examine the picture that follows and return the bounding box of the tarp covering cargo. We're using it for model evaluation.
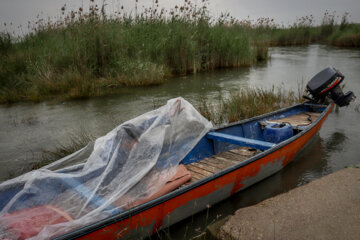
[0,97,212,240]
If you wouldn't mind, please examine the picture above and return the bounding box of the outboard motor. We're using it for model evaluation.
[304,67,356,107]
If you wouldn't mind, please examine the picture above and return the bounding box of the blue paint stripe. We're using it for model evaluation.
[206,132,275,151]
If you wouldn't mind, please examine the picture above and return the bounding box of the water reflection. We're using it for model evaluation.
[324,131,348,152]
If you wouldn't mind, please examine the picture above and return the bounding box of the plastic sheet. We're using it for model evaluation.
[0,97,212,240]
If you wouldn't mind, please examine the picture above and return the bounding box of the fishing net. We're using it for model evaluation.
[0,97,212,240]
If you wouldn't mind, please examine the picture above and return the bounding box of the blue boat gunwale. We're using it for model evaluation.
[55,102,332,240]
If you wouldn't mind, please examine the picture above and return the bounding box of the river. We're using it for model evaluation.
[0,44,360,238]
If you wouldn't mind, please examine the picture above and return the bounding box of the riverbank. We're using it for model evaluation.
[210,166,360,240]
[0,1,265,104]
[1,1,360,104]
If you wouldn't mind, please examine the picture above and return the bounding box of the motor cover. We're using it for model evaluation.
[306,67,355,107]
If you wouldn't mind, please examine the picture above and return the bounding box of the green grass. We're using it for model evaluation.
[30,130,95,171]
[1,1,359,104]
[269,27,320,46]
[269,12,360,46]
[198,86,304,125]
[0,1,263,104]
[328,23,360,47]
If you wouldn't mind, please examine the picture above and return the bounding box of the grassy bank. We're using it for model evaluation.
[0,1,359,104]
[269,12,360,46]
[0,1,266,103]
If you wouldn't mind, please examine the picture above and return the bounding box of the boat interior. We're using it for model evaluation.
[179,103,326,185]
[94,103,327,209]
[0,103,327,238]
[121,103,327,207]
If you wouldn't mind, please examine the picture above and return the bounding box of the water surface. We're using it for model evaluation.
[0,44,360,238]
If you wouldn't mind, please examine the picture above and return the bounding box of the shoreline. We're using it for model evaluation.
[1,1,359,104]
[207,166,360,240]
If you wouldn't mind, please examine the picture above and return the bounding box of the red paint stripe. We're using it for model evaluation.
[320,77,342,94]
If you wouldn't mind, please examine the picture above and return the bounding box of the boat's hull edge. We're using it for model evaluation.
[60,104,333,240]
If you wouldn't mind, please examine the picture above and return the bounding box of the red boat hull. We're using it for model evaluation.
[71,104,333,240]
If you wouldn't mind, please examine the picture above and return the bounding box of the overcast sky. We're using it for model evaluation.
[1,0,359,35]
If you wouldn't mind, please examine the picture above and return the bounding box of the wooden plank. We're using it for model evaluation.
[207,156,236,169]
[215,155,241,164]
[214,156,240,166]
[217,151,249,163]
[185,169,204,181]
[229,147,257,157]
[186,164,213,177]
[192,162,222,173]
[189,178,198,184]
[200,158,233,170]
[185,146,259,183]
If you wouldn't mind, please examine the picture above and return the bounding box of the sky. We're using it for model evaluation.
[1,0,359,35]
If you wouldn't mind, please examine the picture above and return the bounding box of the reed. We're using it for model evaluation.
[198,86,304,125]
[269,15,320,46]
[328,23,360,47]
[0,0,261,103]
[269,12,360,47]
[1,1,359,104]
[30,130,95,170]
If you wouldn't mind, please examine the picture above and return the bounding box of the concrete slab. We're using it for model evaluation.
[219,167,360,240]
[207,216,231,240]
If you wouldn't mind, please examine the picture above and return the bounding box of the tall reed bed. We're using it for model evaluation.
[1,1,359,104]
[328,23,360,47]
[269,12,360,46]
[0,0,263,103]
[198,86,304,125]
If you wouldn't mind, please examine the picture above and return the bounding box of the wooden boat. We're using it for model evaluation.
[55,102,333,240]
[0,67,355,239]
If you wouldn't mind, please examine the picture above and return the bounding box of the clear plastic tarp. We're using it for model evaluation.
[0,97,212,240]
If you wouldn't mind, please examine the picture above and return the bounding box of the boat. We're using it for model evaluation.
[0,67,355,239]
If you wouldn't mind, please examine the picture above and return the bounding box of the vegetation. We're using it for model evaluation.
[269,11,360,46]
[0,0,265,103]
[30,130,95,170]
[198,86,304,125]
[0,1,359,104]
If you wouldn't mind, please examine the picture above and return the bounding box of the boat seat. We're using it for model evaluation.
[206,132,275,151]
